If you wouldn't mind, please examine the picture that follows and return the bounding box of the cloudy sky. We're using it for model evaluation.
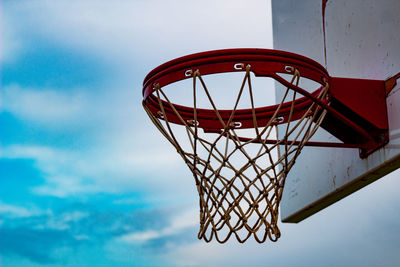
[1,0,400,266]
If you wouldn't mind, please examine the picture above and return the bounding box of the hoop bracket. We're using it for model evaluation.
[323,77,389,157]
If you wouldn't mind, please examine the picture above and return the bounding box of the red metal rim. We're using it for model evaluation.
[142,48,330,131]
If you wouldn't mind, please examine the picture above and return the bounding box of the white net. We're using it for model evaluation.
[143,65,329,242]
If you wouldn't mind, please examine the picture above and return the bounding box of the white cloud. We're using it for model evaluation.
[0,11,24,63]
[1,85,87,125]
[4,0,272,68]
[0,145,100,197]
[43,211,90,230]
[62,211,89,223]
[32,175,97,198]
[74,234,90,241]
[0,202,43,218]
[0,82,143,135]
[0,82,192,197]
[118,208,198,243]
[1,145,58,161]
[26,210,90,231]
[0,82,195,197]
[120,230,161,242]
[0,140,190,198]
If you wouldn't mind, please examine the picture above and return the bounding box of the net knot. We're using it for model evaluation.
[250,203,259,208]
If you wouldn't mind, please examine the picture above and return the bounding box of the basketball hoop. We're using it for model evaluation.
[142,49,389,242]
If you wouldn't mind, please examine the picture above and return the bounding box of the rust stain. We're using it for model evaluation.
[385,72,400,96]
[322,0,329,68]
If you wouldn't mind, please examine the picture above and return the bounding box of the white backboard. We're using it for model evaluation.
[272,0,400,222]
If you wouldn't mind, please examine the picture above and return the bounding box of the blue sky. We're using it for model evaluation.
[1,0,400,266]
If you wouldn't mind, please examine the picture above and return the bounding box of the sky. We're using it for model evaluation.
[1,0,400,266]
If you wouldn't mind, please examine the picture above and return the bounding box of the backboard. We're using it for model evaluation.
[272,0,400,222]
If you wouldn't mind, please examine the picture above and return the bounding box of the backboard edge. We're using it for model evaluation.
[281,153,400,223]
